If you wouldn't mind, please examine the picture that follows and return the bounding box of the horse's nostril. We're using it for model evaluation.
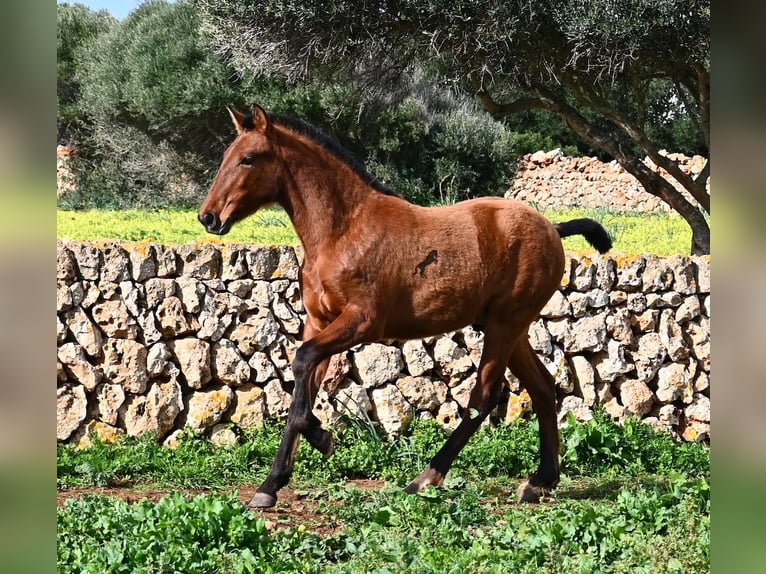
[199,212,217,228]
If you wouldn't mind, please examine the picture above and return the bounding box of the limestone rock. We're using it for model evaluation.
[543,345,572,393]
[156,296,194,337]
[560,313,608,353]
[144,278,177,309]
[57,383,88,441]
[229,307,282,354]
[401,339,434,376]
[58,342,103,391]
[570,355,596,406]
[273,246,300,280]
[593,339,634,382]
[154,244,179,277]
[94,383,125,426]
[614,255,645,291]
[632,332,667,384]
[659,309,690,362]
[57,244,78,281]
[248,351,279,384]
[397,376,448,411]
[176,277,207,314]
[119,376,183,438]
[540,290,570,318]
[272,297,302,334]
[103,338,148,394]
[220,245,250,281]
[685,393,710,424]
[70,243,101,280]
[450,374,476,409]
[210,424,239,446]
[558,395,593,424]
[169,338,211,389]
[334,380,372,419]
[436,400,461,432]
[229,384,266,429]
[264,379,292,418]
[63,306,103,358]
[91,299,138,339]
[353,343,404,388]
[146,342,172,376]
[211,338,251,386]
[528,319,552,355]
[667,255,698,295]
[504,390,532,424]
[618,379,655,417]
[178,243,221,280]
[73,420,124,448]
[641,255,674,292]
[655,363,695,403]
[371,384,413,436]
[432,336,473,384]
[128,243,158,281]
[197,292,244,341]
[571,257,596,291]
[606,308,633,343]
[184,384,234,432]
[101,244,131,283]
[247,247,280,280]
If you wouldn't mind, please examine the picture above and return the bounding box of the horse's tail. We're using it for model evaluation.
[554,218,612,254]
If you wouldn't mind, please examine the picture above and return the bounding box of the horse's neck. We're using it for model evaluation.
[278,140,369,257]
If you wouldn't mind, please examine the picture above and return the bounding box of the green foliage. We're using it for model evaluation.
[196,0,710,253]
[57,3,116,143]
[560,409,709,477]
[56,206,297,245]
[56,206,695,256]
[57,492,277,573]
[58,415,709,572]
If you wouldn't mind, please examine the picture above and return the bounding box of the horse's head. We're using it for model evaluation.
[199,105,283,235]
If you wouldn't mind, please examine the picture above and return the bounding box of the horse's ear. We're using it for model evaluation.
[227,106,247,134]
[252,104,270,134]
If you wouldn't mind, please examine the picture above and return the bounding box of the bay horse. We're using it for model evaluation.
[199,105,612,509]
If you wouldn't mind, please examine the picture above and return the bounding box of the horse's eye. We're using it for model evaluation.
[240,156,255,166]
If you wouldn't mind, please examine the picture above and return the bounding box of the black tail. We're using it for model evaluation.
[554,218,612,254]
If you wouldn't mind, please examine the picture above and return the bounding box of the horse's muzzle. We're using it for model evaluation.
[198,212,231,235]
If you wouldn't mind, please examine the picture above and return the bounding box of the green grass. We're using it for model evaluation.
[56,206,695,255]
[58,413,709,573]
[56,206,297,246]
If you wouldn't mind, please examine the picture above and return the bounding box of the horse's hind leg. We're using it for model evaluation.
[508,339,560,502]
[404,323,515,494]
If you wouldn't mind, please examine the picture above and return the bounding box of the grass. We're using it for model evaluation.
[58,413,710,573]
[56,206,695,256]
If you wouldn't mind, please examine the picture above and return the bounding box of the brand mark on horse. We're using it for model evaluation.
[413,249,439,277]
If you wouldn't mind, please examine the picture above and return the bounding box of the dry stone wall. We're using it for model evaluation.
[506,150,709,213]
[57,240,710,447]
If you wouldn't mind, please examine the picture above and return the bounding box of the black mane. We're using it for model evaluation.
[241,112,399,197]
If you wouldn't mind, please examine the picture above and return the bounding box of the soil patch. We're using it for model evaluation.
[57,479,386,538]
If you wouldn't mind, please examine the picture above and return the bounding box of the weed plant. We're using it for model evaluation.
[58,413,709,573]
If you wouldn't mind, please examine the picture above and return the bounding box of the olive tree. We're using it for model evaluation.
[197,0,710,254]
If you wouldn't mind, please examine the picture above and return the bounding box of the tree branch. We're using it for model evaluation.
[571,79,710,214]
[470,73,549,119]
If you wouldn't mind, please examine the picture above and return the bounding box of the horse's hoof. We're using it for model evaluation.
[248,492,277,509]
[403,467,444,494]
[516,480,544,503]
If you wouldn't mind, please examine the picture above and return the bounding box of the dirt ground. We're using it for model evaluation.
[57,479,386,537]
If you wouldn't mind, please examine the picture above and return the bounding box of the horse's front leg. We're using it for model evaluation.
[247,353,331,509]
[249,306,376,508]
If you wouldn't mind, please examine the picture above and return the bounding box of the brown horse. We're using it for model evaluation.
[199,105,612,509]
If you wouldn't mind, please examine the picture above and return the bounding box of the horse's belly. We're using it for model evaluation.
[383,286,486,340]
